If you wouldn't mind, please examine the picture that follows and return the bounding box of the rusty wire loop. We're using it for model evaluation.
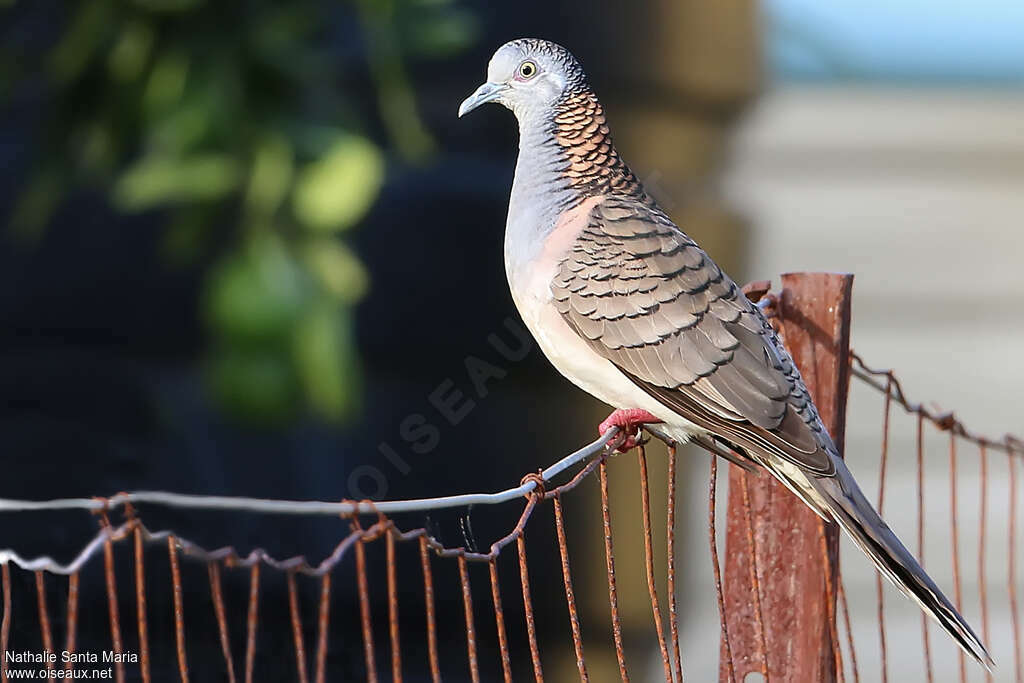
[709,458,736,683]
[97,508,126,683]
[1,563,9,683]
[387,531,402,683]
[489,558,513,683]
[837,580,859,683]
[875,375,892,683]
[314,573,331,683]
[637,445,674,681]
[457,554,481,683]
[1011,454,1023,683]
[168,537,189,683]
[949,432,967,683]
[64,572,79,672]
[286,571,309,683]
[818,527,843,683]
[208,561,237,683]
[738,473,770,681]
[516,533,544,682]
[33,572,54,672]
[418,536,441,683]
[599,458,630,682]
[553,493,589,682]
[244,563,260,683]
[665,445,685,683]
[134,524,152,683]
[979,443,992,683]
[353,519,378,683]
[916,413,934,683]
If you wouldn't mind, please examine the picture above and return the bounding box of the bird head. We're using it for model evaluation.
[458,39,586,120]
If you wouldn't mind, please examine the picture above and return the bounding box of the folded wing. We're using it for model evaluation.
[550,195,837,476]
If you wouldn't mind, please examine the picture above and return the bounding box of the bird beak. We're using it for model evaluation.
[458,82,508,118]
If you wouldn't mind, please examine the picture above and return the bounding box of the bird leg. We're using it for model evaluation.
[598,408,663,452]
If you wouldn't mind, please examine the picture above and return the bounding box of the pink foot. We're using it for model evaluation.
[598,409,663,452]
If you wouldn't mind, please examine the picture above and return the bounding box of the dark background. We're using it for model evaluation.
[1,1,751,680]
[8,0,1020,680]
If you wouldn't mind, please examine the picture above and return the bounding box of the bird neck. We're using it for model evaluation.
[505,88,651,280]
[548,88,649,203]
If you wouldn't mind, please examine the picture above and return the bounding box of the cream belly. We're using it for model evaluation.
[504,191,707,442]
[510,282,707,443]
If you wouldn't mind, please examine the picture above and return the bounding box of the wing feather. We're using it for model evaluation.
[550,196,836,475]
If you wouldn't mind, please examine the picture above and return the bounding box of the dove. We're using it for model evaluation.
[459,38,992,669]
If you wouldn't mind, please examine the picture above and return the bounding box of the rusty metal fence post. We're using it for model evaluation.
[720,272,854,682]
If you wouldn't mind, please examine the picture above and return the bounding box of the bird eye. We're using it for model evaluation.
[518,60,537,79]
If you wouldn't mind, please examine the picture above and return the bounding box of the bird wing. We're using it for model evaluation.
[550,195,837,476]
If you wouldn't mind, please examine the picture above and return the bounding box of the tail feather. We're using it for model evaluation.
[665,425,993,670]
[808,459,994,671]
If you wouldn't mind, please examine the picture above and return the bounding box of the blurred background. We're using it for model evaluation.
[1,0,1022,680]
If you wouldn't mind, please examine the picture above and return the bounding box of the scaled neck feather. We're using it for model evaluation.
[505,88,651,283]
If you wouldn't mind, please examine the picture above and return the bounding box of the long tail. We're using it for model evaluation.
[662,422,993,668]
[803,457,994,670]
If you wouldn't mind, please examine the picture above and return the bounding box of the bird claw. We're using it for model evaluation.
[598,409,663,453]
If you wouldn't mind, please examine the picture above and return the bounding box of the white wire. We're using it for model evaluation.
[0,429,618,517]
[0,429,621,574]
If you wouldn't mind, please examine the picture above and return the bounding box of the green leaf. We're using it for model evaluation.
[302,239,369,304]
[292,301,360,421]
[149,99,212,154]
[245,134,294,219]
[48,0,113,83]
[143,51,190,114]
[114,154,240,210]
[206,348,298,423]
[292,134,384,233]
[107,19,155,82]
[204,234,311,344]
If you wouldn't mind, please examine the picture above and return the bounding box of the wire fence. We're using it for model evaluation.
[843,351,1023,683]
[1,277,1022,683]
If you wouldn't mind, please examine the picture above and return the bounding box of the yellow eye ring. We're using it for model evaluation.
[518,61,537,79]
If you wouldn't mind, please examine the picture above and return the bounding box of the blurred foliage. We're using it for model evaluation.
[3,0,477,423]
